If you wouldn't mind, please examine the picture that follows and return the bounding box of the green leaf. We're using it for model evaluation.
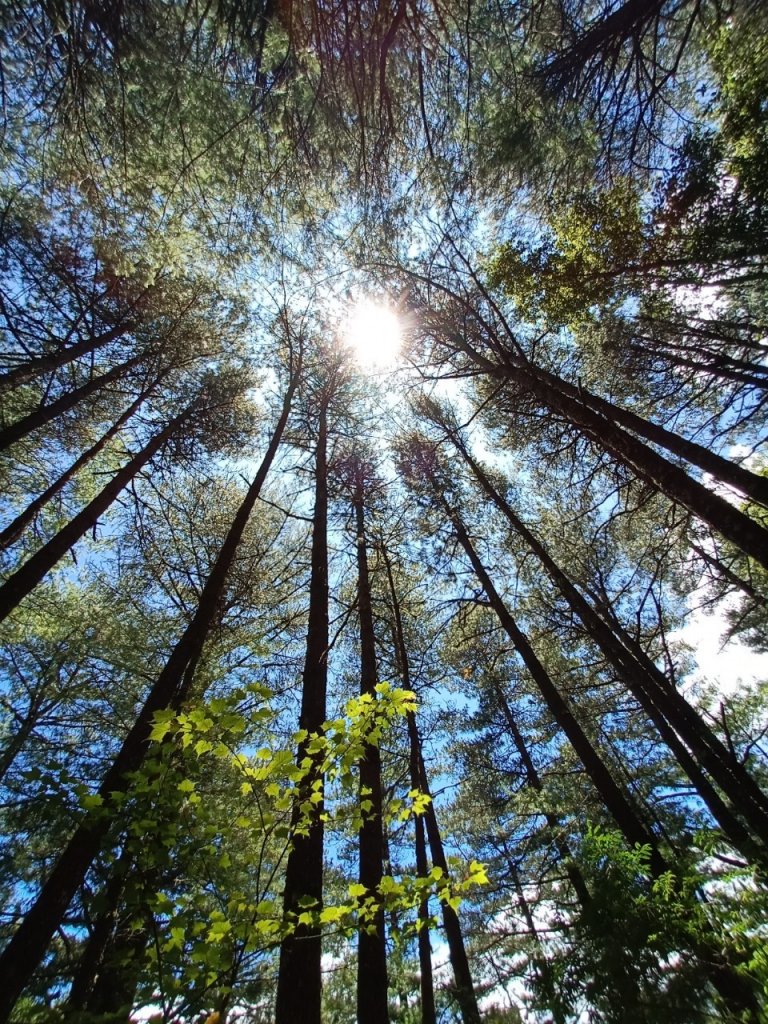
[149,719,174,743]
[319,905,348,924]
[207,918,232,942]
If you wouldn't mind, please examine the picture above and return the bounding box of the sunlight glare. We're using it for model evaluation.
[343,298,402,368]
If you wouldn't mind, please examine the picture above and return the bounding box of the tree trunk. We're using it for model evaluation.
[526,361,768,509]
[83,920,145,1017]
[380,539,482,1022]
[0,403,195,625]
[413,814,436,1024]
[451,336,768,566]
[691,544,768,609]
[596,601,768,853]
[0,321,132,395]
[381,522,481,1022]
[0,705,39,786]
[0,386,153,551]
[449,429,768,861]
[517,364,768,567]
[0,352,145,453]
[542,0,667,88]
[353,478,389,1024]
[507,857,566,1024]
[379,544,436,1024]
[417,744,482,1024]
[427,482,759,1019]
[0,373,297,1021]
[66,844,134,1013]
[492,682,592,909]
[432,484,663,867]
[275,401,330,1024]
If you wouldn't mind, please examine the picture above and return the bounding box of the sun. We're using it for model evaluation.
[343,298,402,369]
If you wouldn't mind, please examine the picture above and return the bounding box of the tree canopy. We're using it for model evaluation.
[1,1,767,1021]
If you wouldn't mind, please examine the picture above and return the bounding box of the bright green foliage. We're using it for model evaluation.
[487,179,645,327]
[123,683,486,1014]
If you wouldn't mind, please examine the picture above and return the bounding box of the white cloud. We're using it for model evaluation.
[674,595,767,698]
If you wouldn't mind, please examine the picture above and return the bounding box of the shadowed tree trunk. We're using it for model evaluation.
[524,360,768,509]
[491,681,592,909]
[0,320,133,395]
[0,401,197,625]
[0,352,145,453]
[276,397,330,1024]
[413,802,435,1024]
[349,462,389,1024]
[0,367,298,1021]
[81,921,145,1018]
[444,332,768,567]
[594,586,768,852]
[439,489,663,867]
[417,741,482,1024]
[379,538,483,1023]
[0,383,158,551]
[518,364,768,566]
[66,844,135,1013]
[540,0,669,91]
[507,856,566,1024]
[442,425,768,863]
[0,701,43,786]
[691,544,768,609]
[408,446,759,1019]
